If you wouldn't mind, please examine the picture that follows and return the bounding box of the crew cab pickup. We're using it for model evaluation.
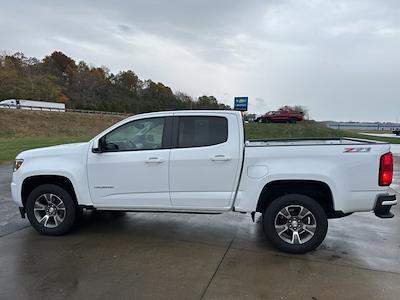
[11,110,396,253]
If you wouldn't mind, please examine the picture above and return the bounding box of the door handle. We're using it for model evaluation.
[210,155,231,161]
[144,157,165,163]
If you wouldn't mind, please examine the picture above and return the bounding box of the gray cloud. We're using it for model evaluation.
[1,0,399,121]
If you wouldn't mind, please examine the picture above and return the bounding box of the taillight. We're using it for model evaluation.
[379,152,393,186]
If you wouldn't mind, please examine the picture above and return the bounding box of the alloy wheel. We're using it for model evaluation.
[33,193,66,228]
[274,205,317,244]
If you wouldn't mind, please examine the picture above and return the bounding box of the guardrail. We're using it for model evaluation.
[326,122,400,131]
[0,104,130,116]
[65,108,129,116]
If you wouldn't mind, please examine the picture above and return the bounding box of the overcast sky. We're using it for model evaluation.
[1,0,400,121]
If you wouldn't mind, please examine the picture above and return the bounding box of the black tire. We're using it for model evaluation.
[263,194,328,254]
[26,184,77,235]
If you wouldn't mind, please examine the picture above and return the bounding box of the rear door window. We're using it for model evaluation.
[177,116,228,148]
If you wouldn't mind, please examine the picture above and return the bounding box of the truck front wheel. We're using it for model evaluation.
[263,194,328,254]
[26,184,77,235]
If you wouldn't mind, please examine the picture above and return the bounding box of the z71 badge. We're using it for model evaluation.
[344,147,371,153]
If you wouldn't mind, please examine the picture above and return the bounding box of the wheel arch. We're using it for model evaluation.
[21,175,78,208]
[256,180,342,218]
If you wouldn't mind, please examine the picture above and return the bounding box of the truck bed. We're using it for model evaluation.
[237,137,391,215]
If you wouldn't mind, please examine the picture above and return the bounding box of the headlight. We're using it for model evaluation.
[13,159,24,172]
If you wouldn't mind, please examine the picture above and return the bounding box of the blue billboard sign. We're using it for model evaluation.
[234,97,248,111]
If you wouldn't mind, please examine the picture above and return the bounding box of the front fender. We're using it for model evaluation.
[12,156,93,206]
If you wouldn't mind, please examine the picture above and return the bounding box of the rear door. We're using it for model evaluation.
[169,113,241,209]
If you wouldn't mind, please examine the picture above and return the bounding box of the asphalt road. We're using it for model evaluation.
[1,163,400,299]
[0,164,29,236]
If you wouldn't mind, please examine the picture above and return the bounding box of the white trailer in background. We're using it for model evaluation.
[0,99,65,112]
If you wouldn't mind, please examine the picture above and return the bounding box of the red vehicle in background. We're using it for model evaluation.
[255,110,304,123]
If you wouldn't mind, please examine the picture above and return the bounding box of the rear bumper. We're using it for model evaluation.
[374,194,397,218]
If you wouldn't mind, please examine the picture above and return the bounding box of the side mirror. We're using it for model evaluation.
[92,138,103,153]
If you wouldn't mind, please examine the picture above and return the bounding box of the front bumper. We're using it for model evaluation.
[374,194,397,218]
[10,182,21,205]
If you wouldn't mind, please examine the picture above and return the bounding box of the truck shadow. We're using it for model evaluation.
[72,210,272,250]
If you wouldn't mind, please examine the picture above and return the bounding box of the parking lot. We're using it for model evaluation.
[1,163,400,300]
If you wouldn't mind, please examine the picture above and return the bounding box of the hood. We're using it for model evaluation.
[16,142,90,160]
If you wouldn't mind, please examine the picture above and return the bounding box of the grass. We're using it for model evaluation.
[0,109,124,138]
[0,136,90,163]
[1,109,399,163]
[342,132,400,144]
[246,121,342,139]
[0,109,123,163]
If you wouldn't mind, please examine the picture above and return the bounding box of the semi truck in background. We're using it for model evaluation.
[0,99,65,112]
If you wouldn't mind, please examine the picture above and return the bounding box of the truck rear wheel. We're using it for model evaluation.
[263,194,328,254]
[26,184,77,235]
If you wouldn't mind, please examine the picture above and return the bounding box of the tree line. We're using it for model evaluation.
[0,51,231,113]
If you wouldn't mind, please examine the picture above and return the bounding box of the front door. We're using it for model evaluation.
[87,116,172,208]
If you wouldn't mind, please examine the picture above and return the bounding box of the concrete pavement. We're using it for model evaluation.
[0,164,28,236]
[0,164,399,299]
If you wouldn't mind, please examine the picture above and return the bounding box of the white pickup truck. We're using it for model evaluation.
[11,110,396,253]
